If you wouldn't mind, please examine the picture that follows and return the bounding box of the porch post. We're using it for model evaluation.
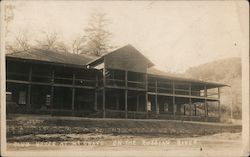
[102,66,106,118]
[136,95,139,112]
[71,73,75,111]
[94,91,98,111]
[125,90,128,119]
[189,83,192,116]
[102,88,106,118]
[204,85,207,116]
[155,80,159,115]
[218,87,221,120]
[50,70,55,109]
[116,95,120,110]
[125,70,128,119]
[189,97,192,116]
[173,82,176,117]
[145,74,148,113]
[94,74,98,111]
[184,105,186,115]
[194,103,197,116]
[27,66,32,110]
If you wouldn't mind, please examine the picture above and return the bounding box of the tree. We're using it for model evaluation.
[36,30,59,50]
[36,30,69,52]
[71,36,86,54]
[82,12,113,56]
[6,30,31,53]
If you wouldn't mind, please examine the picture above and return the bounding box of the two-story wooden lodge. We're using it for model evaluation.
[6,45,226,122]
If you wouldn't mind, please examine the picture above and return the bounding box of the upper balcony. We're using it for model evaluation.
[147,77,221,100]
[102,68,147,91]
[100,68,222,100]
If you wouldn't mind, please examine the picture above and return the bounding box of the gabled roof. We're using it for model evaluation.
[87,44,154,67]
[5,45,227,88]
[6,48,95,68]
[147,67,227,88]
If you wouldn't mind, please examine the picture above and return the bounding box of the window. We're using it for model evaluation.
[164,103,168,112]
[18,91,26,105]
[147,101,151,111]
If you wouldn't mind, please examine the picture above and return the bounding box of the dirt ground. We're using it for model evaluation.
[6,132,242,157]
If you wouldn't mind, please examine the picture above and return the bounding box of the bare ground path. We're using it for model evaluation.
[5,115,243,156]
[7,132,242,157]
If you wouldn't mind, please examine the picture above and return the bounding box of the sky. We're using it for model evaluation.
[3,1,248,73]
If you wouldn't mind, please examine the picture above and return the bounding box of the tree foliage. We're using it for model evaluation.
[6,30,69,54]
[6,30,31,53]
[36,30,69,52]
[71,36,86,54]
[81,12,113,56]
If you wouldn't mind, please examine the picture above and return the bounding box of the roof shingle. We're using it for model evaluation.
[6,48,95,67]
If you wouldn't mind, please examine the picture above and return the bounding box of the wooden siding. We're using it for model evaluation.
[104,48,149,73]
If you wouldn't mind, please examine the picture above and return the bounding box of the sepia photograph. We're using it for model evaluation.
[0,0,249,156]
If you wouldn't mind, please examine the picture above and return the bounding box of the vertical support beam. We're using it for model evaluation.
[204,85,208,116]
[94,74,98,111]
[189,83,192,116]
[204,85,207,97]
[173,82,176,117]
[102,65,106,118]
[155,80,159,115]
[145,74,148,112]
[125,70,128,118]
[116,95,120,110]
[189,97,192,116]
[27,66,32,110]
[205,100,208,117]
[94,91,98,111]
[184,105,186,115]
[102,88,106,118]
[194,104,197,116]
[125,70,128,88]
[125,90,128,119]
[145,73,148,90]
[27,85,31,110]
[145,93,148,112]
[218,87,221,120]
[50,70,55,109]
[189,83,192,96]
[136,95,139,112]
[71,73,75,111]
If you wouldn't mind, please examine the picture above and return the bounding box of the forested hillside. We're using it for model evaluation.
[185,57,242,119]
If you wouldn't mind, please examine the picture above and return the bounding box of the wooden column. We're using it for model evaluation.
[125,71,128,119]
[189,83,192,96]
[116,95,120,110]
[173,82,176,117]
[155,80,159,115]
[102,88,106,118]
[71,73,75,111]
[218,87,221,119]
[204,85,208,116]
[94,91,98,111]
[102,66,106,118]
[50,70,55,109]
[27,66,32,110]
[125,90,128,119]
[136,95,139,112]
[189,97,192,116]
[189,83,192,116]
[194,104,197,116]
[184,105,186,115]
[94,74,98,111]
[145,74,148,112]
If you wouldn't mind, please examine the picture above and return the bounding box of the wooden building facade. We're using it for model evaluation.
[6,45,226,122]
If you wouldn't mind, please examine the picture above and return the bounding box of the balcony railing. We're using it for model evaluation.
[105,78,146,90]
